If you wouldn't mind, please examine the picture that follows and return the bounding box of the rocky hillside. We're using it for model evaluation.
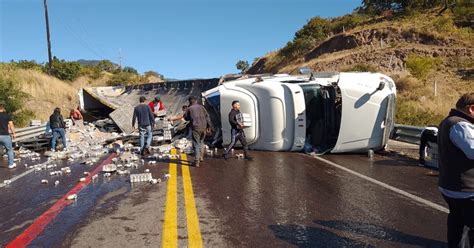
[248,12,473,126]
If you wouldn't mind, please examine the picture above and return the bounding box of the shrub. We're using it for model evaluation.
[107,71,138,86]
[97,60,116,73]
[13,60,43,71]
[405,55,442,80]
[331,14,367,33]
[396,100,444,126]
[279,38,315,59]
[44,57,82,81]
[394,75,420,93]
[236,60,249,73]
[144,71,164,80]
[432,16,456,33]
[0,75,34,126]
[80,65,102,80]
[341,63,378,72]
[453,0,474,28]
[123,66,138,74]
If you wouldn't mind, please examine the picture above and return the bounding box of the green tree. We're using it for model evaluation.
[123,66,138,74]
[80,65,102,79]
[295,17,332,41]
[236,60,249,73]
[0,75,34,126]
[44,57,82,81]
[144,70,164,79]
[360,0,445,15]
[97,60,116,72]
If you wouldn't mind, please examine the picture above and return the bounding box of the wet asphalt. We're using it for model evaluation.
[0,150,447,247]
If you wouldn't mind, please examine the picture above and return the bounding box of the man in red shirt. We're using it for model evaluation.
[148,96,164,116]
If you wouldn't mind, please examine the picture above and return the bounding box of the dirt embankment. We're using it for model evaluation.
[248,26,473,74]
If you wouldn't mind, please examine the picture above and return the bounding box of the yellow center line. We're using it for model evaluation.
[181,153,203,248]
[161,149,178,248]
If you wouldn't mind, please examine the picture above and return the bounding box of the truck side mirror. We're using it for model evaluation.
[299,67,312,75]
[377,82,386,91]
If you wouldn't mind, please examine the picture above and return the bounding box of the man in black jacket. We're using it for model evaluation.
[0,104,16,168]
[132,96,155,156]
[49,107,67,152]
[438,92,474,247]
[184,96,211,167]
[223,101,252,160]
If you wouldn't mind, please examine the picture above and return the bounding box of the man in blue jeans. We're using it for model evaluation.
[132,96,154,156]
[49,107,67,152]
[184,96,211,167]
[0,104,16,168]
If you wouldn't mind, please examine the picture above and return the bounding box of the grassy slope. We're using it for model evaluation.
[2,67,110,124]
[250,12,474,126]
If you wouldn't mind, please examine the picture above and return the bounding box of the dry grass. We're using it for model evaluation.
[8,69,109,122]
[392,71,474,125]
[13,69,78,122]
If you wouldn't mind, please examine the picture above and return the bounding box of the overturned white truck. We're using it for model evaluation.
[203,72,396,153]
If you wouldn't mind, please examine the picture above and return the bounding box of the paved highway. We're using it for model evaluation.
[0,149,447,247]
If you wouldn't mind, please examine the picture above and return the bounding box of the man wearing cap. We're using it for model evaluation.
[133,96,155,155]
[149,96,165,117]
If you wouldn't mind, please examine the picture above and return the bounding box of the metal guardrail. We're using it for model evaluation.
[390,124,439,169]
[391,124,424,145]
[12,124,47,144]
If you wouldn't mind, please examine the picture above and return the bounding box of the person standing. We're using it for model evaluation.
[133,96,155,155]
[149,96,165,117]
[223,101,252,161]
[49,107,67,152]
[184,96,211,167]
[438,92,474,247]
[0,104,16,168]
[419,126,438,166]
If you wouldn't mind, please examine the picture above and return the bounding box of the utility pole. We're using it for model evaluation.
[43,0,53,73]
[118,48,123,70]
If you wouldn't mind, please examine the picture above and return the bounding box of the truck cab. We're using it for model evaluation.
[202,72,396,153]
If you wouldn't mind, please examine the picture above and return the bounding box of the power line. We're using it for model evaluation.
[49,11,108,60]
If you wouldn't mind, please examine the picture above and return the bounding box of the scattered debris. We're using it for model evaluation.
[130,173,153,183]
[149,178,161,184]
[66,194,77,200]
[102,164,117,172]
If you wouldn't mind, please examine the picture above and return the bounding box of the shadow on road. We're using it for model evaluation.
[269,220,446,247]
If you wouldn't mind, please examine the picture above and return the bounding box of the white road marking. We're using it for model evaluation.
[0,168,35,188]
[313,155,449,214]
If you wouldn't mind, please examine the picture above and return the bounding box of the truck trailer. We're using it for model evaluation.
[202,72,396,153]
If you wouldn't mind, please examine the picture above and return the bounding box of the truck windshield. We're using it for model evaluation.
[203,91,222,147]
[300,84,342,153]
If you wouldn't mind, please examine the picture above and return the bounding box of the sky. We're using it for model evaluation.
[0,0,361,79]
